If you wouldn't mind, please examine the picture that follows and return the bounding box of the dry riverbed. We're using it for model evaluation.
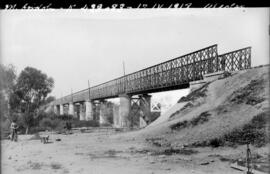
[1,128,253,174]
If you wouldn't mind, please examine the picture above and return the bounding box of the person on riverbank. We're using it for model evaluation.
[10,121,18,141]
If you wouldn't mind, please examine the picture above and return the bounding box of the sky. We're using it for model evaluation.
[0,8,269,107]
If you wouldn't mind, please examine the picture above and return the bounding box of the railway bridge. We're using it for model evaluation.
[52,45,251,128]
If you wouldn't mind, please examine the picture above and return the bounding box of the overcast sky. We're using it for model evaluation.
[0,8,269,105]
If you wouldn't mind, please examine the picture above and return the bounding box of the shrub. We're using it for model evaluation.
[39,118,54,131]
[170,120,188,130]
[29,127,46,134]
[39,117,62,131]
[170,111,211,131]
[72,120,99,128]
[177,83,209,103]
[209,138,224,147]
[193,111,270,148]
[230,79,265,106]
[190,111,211,126]
[57,114,73,121]
[224,111,269,147]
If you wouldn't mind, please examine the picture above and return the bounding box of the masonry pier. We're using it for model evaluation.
[85,100,93,121]
[68,102,74,116]
[79,103,85,120]
[119,94,131,128]
[99,100,109,125]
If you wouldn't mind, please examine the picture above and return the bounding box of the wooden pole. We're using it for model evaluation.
[88,80,91,101]
[123,61,126,76]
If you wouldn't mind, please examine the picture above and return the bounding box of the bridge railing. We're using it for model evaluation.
[54,45,251,105]
[216,47,251,71]
[125,44,218,94]
[89,44,218,99]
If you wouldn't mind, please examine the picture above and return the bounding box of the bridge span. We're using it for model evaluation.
[52,45,251,128]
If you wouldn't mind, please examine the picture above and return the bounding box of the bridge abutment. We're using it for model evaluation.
[189,71,227,92]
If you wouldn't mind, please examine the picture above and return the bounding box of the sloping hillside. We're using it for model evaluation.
[128,65,269,148]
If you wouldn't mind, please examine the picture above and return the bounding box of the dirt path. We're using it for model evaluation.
[1,129,243,174]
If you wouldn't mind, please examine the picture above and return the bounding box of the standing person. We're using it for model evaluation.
[65,120,72,134]
[10,121,18,141]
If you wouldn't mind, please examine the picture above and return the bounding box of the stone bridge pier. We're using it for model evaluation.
[99,100,110,125]
[60,104,64,115]
[78,102,85,121]
[119,94,131,128]
[85,100,93,121]
[68,102,74,116]
[53,93,151,129]
[54,105,60,115]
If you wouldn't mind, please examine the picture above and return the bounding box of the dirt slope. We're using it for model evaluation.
[123,65,269,148]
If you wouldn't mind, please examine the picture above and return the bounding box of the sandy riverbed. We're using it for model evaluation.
[1,128,250,174]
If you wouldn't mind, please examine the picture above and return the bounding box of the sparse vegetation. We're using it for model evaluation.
[145,137,171,147]
[50,162,62,170]
[192,110,269,148]
[219,157,231,162]
[169,102,194,119]
[17,112,100,134]
[170,120,189,130]
[230,79,265,106]
[178,82,209,103]
[170,83,210,120]
[170,111,211,131]
[209,138,224,147]
[72,119,99,128]
[134,147,198,156]
[27,161,44,170]
[223,111,269,147]
[162,148,198,155]
[190,111,211,126]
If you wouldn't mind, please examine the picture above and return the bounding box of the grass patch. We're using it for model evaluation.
[219,157,232,162]
[104,150,122,157]
[223,111,269,147]
[163,148,198,155]
[29,162,43,170]
[72,120,99,128]
[170,111,211,131]
[178,82,209,103]
[192,110,270,148]
[38,117,99,133]
[190,111,211,126]
[50,162,62,170]
[133,147,198,156]
[145,137,171,147]
[170,120,189,130]
[230,79,265,106]
[169,102,194,119]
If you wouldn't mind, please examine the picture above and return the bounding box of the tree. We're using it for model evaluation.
[10,67,54,134]
[0,64,17,120]
[44,96,56,105]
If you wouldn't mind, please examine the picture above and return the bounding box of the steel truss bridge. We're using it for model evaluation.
[54,44,251,105]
